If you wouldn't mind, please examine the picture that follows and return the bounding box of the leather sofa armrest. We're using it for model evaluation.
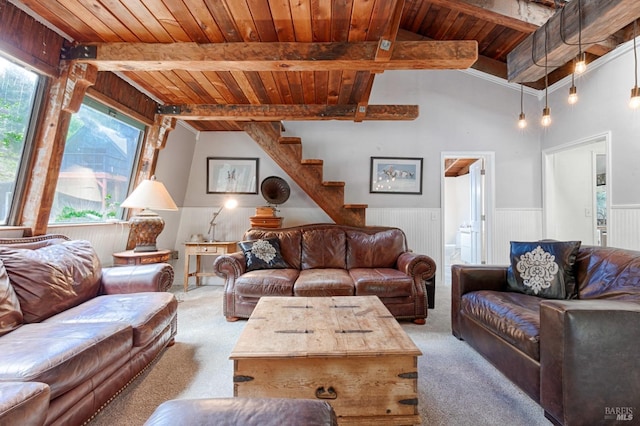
[540,299,640,426]
[451,265,508,338]
[213,252,246,279]
[100,263,174,294]
[397,252,436,280]
[397,252,437,309]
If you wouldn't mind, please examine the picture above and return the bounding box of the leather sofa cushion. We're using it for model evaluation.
[301,229,347,270]
[0,240,101,323]
[244,229,302,270]
[235,269,298,297]
[44,293,177,348]
[0,261,22,336]
[461,290,541,360]
[576,246,640,301]
[350,268,413,298]
[0,322,132,399]
[0,382,50,426]
[144,397,337,426]
[294,269,354,296]
[346,229,405,269]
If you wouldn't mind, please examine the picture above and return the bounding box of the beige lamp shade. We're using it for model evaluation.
[121,178,178,211]
[122,177,178,252]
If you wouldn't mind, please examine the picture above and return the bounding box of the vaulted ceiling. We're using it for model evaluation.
[9,0,640,130]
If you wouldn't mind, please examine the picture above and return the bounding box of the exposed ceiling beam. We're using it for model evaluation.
[424,0,553,32]
[156,104,419,121]
[397,29,506,79]
[61,40,478,72]
[508,0,640,83]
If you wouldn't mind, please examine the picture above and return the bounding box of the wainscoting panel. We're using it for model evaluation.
[492,209,543,264]
[47,223,130,265]
[610,206,640,250]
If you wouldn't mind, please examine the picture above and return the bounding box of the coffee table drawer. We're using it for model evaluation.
[234,355,419,425]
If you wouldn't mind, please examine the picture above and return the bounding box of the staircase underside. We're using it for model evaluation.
[242,122,366,227]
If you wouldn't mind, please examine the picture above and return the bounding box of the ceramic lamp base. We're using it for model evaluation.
[129,209,164,252]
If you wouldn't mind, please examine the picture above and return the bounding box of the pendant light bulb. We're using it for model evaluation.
[631,21,639,109]
[575,52,587,74]
[568,85,578,104]
[517,84,527,129]
[630,86,640,109]
[541,107,552,127]
[518,112,527,129]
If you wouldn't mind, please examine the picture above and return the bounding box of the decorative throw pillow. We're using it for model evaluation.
[506,240,581,299]
[0,240,102,323]
[0,261,23,336]
[239,238,290,272]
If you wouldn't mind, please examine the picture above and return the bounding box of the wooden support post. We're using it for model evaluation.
[19,63,97,235]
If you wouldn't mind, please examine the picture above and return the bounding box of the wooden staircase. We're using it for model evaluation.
[242,122,366,227]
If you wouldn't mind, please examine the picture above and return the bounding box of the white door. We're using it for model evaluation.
[469,159,486,264]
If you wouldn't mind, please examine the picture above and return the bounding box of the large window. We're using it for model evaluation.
[0,56,40,225]
[49,98,144,223]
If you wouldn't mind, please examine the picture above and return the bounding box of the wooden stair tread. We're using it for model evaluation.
[344,204,368,209]
[301,159,323,165]
[278,137,301,144]
[323,181,345,187]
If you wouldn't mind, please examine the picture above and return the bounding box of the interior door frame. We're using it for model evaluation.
[441,151,495,285]
[542,131,612,245]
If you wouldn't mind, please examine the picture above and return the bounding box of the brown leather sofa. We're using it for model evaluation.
[214,224,436,323]
[451,245,640,426]
[0,234,178,426]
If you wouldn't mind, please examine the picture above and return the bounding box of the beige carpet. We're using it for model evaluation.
[88,285,551,426]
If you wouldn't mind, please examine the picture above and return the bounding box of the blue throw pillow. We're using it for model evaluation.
[239,238,290,272]
[506,240,581,299]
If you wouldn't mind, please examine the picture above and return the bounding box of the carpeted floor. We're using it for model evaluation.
[89,284,551,425]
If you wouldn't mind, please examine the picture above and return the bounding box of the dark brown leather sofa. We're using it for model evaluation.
[452,245,640,426]
[214,224,436,323]
[0,234,178,425]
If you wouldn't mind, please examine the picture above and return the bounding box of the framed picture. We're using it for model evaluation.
[207,157,259,194]
[370,157,423,194]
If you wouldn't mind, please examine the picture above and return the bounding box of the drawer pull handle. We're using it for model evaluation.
[315,386,337,400]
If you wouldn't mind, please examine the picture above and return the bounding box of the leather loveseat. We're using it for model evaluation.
[451,245,640,426]
[0,234,178,426]
[213,223,436,323]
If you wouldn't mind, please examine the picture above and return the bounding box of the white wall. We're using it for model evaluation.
[541,39,640,249]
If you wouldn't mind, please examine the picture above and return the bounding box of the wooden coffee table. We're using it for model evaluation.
[230,296,422,425]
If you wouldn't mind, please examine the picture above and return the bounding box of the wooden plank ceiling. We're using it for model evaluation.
[9,0,640,130]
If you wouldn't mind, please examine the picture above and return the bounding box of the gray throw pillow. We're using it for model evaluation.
[506,240,581,299]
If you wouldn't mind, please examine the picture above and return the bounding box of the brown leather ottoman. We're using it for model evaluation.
[144,397,338,426]
[0,382,50,425]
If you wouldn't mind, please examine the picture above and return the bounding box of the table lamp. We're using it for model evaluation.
[121,176,178,252]
[208,199,238,242]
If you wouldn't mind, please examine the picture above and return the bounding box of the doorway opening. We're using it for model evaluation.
[441,152,495,286]
[543,132,611,246]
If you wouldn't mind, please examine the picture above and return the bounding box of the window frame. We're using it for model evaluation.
[47,95,146,224]
[1,54,46,226]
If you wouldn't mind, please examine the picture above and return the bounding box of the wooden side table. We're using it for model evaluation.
[112,249,171,266]
[183,241,238,292]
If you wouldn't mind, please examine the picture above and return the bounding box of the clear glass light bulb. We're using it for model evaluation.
[575,53,587,74]
[517,113,527,129]
[630,86,640,109]
[568,86,578,104]
[541,107,551,127]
